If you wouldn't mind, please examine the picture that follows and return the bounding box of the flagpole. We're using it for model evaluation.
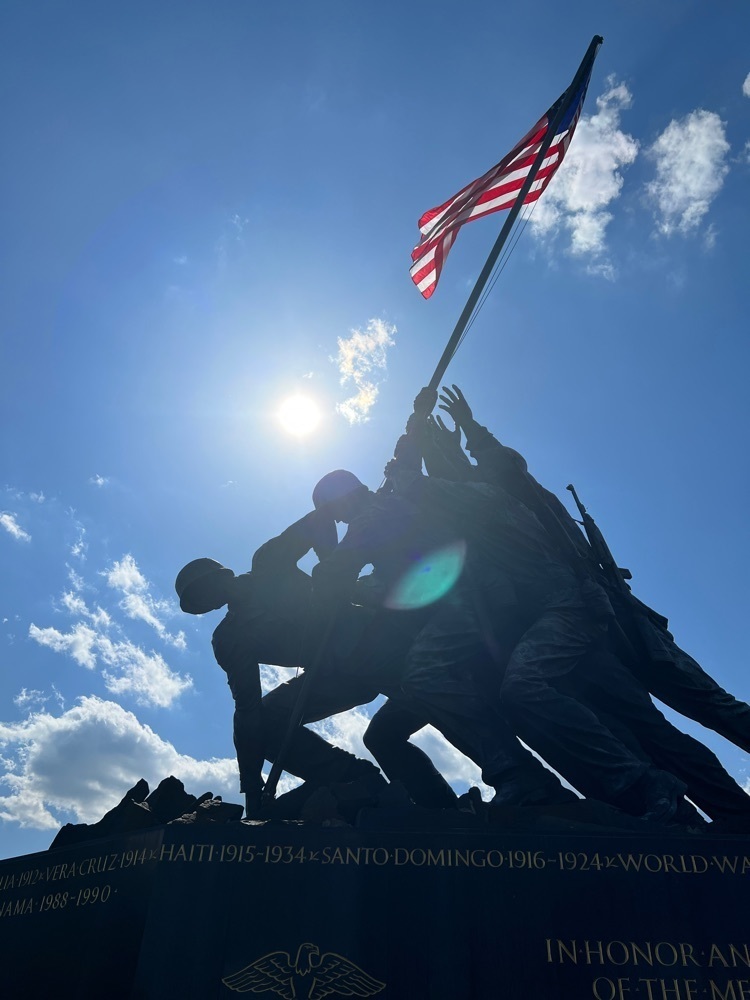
[427,34,603,391]
[263,39,604,809]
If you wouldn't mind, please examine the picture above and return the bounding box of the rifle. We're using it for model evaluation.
[565,484,664,667]
[566,484,632,592]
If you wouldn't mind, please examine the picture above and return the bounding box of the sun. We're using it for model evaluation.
[277,394,322,437]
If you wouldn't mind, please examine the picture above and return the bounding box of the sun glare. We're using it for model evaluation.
[278,394,322,437]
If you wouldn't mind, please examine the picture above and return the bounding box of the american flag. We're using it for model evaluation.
[410,68,596,300]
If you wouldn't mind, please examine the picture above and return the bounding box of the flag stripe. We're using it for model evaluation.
[410,65,593,298]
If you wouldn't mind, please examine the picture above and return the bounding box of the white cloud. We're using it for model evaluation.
[70,525,87,559]
[337,385,378,425]
[106,553,148,593]
[230,214,248,237]
[743,72,750,98]
[31,552,189,707]
[28,623,191,707]
[0,512,31,542]
[703,223,718,251]
[311,705,376,758]
[89,474,110,488]
[13,689,48,711]
[646,109,730,236]
[334,318,396,424]
[60,591,111,628]
[0,697,238,829]
[105,554,185,648]
[260,664,298,695]
[530,78,639,269]
[121,592,167,631]
[29,622,98,669]
[97,636,192,707]
[3,487,43,504]
[413,726,490,791]
[119,591,186,649]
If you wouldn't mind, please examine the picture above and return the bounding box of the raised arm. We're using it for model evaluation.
[251,508,338,575]
[439,384,590,559]
[439,383,527,486]
[389,386,438,473]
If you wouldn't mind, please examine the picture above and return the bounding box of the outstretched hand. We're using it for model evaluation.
[438,384,473,428]
[430,413,462,450]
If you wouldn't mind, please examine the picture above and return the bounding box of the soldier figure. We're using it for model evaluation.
[377,388,699,824]
[310,457,633,815]
[175,510,387,816]
[438,383,750,758]
[432,384,750,827]
[177,378,750,830]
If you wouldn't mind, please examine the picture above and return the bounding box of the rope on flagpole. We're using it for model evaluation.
[453,200,541,360]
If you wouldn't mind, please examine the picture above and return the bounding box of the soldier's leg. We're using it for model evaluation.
[259,605,424,793]
[500,610,681,814]
[260,672,383,786]
[222,665,264,806]
[401,604,574,807]
[363,699,459,809]
[574,648,750,823]
[633,643,750,754]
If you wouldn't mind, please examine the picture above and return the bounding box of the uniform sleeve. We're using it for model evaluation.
[464,424,525,485]
[310,516,378,611]
[251,509,337,573]
[465,425,595,565]
[392,430,424,471]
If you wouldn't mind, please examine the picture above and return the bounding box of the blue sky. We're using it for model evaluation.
[2,1,749,860]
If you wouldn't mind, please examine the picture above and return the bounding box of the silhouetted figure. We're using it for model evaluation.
[568,646,750,826]
[363,699,459,809]
[311,463,579,812]
[381,391,691,824]
[441,383,750,757]
[435,384,750,825]
[176,510,385,815]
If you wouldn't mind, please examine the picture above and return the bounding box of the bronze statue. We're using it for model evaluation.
[176,510,385,817]
[176,382,750,832]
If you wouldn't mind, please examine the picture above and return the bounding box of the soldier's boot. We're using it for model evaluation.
[457,786,488,820]
[270,760,387,821]
[617,768,688,826]
[257,715,387,819]
[363,709,459,810]
[487,763,578,809]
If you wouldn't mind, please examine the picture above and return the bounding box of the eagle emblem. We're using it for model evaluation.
[222,941,386,998]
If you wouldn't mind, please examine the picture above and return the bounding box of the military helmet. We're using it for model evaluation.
[312,470,366,510]
[504,447,528,472]
[175,558,233,614]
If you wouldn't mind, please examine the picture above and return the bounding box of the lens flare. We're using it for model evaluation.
[278,395,321,437]
[385,541,467,611]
